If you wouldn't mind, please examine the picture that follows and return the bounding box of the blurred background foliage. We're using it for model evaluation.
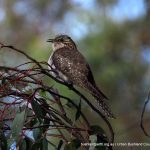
[0,0,150,146]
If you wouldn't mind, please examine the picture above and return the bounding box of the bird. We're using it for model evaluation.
[47,34,115,118]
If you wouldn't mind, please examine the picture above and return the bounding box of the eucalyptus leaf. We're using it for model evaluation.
[0,131,7,149]
[33,128,41,141]
[42,138,48,150]
[89,125,105,135]
[20,139,26,150]
[11,109,26,142]
[1,77,6,85]
[57,140,63,150]
[31,143,41,150]
[31,99,45,119]
[39,90,47,98]
[75,99,81,121]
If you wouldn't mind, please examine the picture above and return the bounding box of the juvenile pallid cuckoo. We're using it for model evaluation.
[47,34,115,118]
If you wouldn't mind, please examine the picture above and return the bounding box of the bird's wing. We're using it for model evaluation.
[52,48,95,84]
[52,48,114,117]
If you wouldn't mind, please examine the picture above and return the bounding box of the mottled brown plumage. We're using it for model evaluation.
[47,34,115,118]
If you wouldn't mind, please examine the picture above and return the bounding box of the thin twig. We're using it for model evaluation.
[140,90,150,137]
[0,42,114,145]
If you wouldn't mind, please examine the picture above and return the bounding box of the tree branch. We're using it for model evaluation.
[140,90,150,137]
[0,42,115,149]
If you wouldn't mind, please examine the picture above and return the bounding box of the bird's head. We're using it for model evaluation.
[47,34,77,51]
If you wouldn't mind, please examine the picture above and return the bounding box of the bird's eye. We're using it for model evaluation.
[59,38,64,42]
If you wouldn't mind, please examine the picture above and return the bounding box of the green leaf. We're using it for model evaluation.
[31,143,41,150]
[75,99,81,121]
[39,90,47,98]
[20,139,26,150]
[89,125,105,135]
[60,99,68,106]
[7,138,15,150]
[1,77,6,85]
[57,140,63,150]
[29,118,38,127]
[31,138,48,150]
[31,99,45,119]
[42,138,48,150]
[11,109,26,142]
[0,131,7,149]
[33,128,41,141]
[64,139,81,150]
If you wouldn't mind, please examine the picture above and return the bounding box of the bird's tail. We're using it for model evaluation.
[85,82,115,119]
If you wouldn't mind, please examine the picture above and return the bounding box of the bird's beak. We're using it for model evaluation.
[47,39,54,43]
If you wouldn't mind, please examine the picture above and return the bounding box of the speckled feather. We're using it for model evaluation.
[51,47,115,118]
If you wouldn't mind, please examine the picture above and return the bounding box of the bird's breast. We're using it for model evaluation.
[48,52,69,82]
